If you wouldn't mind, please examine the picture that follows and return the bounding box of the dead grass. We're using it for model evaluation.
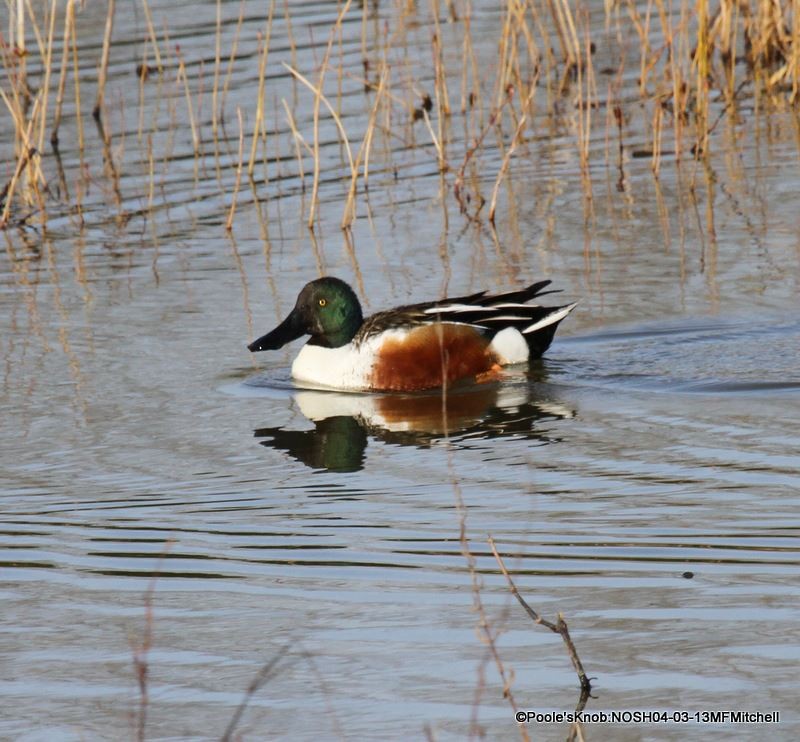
[1,0,797,231]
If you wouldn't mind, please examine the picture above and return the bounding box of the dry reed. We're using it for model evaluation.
[0,0,798,235]
[247,1,276,179]
[93,0,116,121]
[305,0,354,230]
[226,106,246,230]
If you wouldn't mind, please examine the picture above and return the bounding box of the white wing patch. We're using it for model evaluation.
[479,315,533,322]
[424,302,541,314]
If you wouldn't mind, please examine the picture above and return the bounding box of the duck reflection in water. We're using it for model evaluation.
[254,365,574,472]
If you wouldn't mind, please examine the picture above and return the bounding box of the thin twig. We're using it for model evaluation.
[488,536,592,696]
[220,643,292,742]
[442,421,529,739]
[488,88,536,224]
[453,88,513,215]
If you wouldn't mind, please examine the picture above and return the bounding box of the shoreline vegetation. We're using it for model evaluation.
[1,0,798,232]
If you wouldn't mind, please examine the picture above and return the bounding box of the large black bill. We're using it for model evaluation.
[248,309,305,352]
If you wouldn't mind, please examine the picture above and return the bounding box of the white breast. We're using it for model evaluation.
[291,342,371,390]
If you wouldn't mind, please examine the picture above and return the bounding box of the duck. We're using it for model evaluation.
[248,276,577,392]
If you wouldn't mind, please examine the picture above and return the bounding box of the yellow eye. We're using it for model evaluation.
[318,298,327,307]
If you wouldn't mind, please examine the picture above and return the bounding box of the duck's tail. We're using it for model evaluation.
[423,281,579,358]
[518,301,579,357]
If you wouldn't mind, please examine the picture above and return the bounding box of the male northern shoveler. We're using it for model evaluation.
[248,276,577,392]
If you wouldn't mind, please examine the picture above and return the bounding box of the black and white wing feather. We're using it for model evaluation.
[356,280,577,357]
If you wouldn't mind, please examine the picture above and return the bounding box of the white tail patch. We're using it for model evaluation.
[522,302,579,335]
[489,327,529,364]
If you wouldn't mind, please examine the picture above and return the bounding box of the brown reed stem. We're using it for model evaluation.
[176,49,200,157]
[454,90,512,215]
[35,0,58,156]
[248,1,276,179]
[220,1,246,120]
[282,97,310,188]
[13,0,28,102]
[307,0,354,230]
[341,68,386,229]
[93,0,116,121]
[50,0,74,147]
[226,107,246,231]
[361,68,387,189]
[0,145,38,228]
[212,0,222,140]
[613,104,626,191]
[488,88,535,224]
[284,61,356,227]
[140,0,163,72]
[694,0,710,154]
[69,2,84,154]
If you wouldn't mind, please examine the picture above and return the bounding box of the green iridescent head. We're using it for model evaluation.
[248,277,364,351]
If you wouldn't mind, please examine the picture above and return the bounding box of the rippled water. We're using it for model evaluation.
[2,0,800,740]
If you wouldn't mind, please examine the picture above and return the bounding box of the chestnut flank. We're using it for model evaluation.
[370,325,498,391]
